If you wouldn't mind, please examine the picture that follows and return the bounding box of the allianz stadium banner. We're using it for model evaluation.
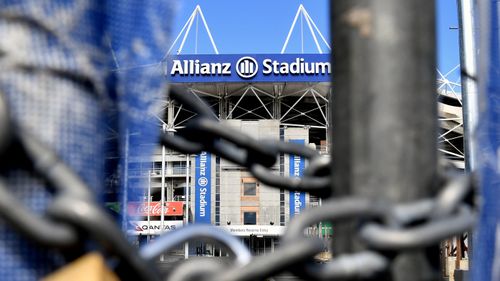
[195,151,211,223]
[163,54,331,83]
[289,139,306,218]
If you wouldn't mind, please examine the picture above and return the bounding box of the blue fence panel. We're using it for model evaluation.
[474,1,500,280]
[0,1,175,280]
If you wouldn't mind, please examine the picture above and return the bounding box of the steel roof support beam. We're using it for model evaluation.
[196,5,220,54]
[233,106,270,120]
[438,135,464,143]
[301,7,332,51]
[442,138,465,157]
[303,8,323,53]
[281,4,330,54]
[437,69,463,106]
[227,87,251,118]
[166,5,219,55]
[281,123,327,130]
[280,102,327,126]
[279,89,310,121]
[230,99,275,120]
[331,1,438,280]
[165,9,197,56]
[189,88,222,99]
[310,88,329,102]
[310,90,328,125]
[251,86,275,99]
[250,87,274,119]
[281,5,303,54]
[439,123,464,140]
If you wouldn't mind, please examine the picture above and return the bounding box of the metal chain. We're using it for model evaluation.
[0,1,477,280]
[0,86,476,280]
[162,86,332,198]
[156,85,476,281]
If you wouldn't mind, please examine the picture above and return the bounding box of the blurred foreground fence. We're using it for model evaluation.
[0,0,493,281]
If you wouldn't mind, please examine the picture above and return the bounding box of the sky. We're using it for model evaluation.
[170,0,461,81]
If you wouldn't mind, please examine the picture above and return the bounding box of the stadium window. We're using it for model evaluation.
[243,212,257,225]
[241,177,258,198]
[243,182,257,196]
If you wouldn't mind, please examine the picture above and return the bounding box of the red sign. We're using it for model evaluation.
[128,201,184,216]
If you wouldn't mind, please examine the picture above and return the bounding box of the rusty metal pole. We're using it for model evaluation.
[455,235,463,270]
[331,1,439,280]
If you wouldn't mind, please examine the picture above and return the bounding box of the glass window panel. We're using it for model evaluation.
[243,183,257,196]
[243,212,257,225]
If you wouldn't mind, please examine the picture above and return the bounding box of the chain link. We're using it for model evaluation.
[162,86,332,197]
[155,86,476,281]
[0,82,476,281]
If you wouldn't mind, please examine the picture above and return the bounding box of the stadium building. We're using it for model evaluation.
[120,5,464,259]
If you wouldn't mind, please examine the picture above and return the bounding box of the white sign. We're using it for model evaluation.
[236,56,259,78]
[128,220,184,235]
[219,225,285,236]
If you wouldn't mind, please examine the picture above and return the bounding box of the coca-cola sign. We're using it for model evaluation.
[128,201,184,216]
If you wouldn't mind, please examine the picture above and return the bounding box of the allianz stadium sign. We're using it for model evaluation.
[164,54,331,83]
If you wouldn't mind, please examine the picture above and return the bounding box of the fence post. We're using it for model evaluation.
[331,1,439,280]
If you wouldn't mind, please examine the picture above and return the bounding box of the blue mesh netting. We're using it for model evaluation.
[0,1,176,279]
[474,1,500,281]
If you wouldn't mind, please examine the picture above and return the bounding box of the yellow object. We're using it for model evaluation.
[42,253,119,281]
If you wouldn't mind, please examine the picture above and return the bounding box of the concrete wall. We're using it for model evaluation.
[219,120,281,226]
[185,121,312,227]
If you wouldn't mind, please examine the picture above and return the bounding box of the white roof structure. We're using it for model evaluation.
[281,4,331,54]
[166,5,219,55]
[437,65,464,169]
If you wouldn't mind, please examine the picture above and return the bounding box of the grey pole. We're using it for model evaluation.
[331,1,438,280]
[457,0,478,267]
[160,125,166,262]
[184,154,190,259]
[457,0,478,171]
[147,170,151,243]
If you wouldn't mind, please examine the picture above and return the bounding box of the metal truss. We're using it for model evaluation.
[281,4,331,54]
[437,65,464,168]
[166,5,219,55]
[161,83,331,149]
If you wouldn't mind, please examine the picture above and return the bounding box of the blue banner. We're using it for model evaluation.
[164,54,331,83]
[289,139,306,218]
[195,152,211,224]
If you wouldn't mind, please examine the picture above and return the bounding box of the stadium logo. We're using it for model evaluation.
[236,56,258,79]
[198,177,208,187]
